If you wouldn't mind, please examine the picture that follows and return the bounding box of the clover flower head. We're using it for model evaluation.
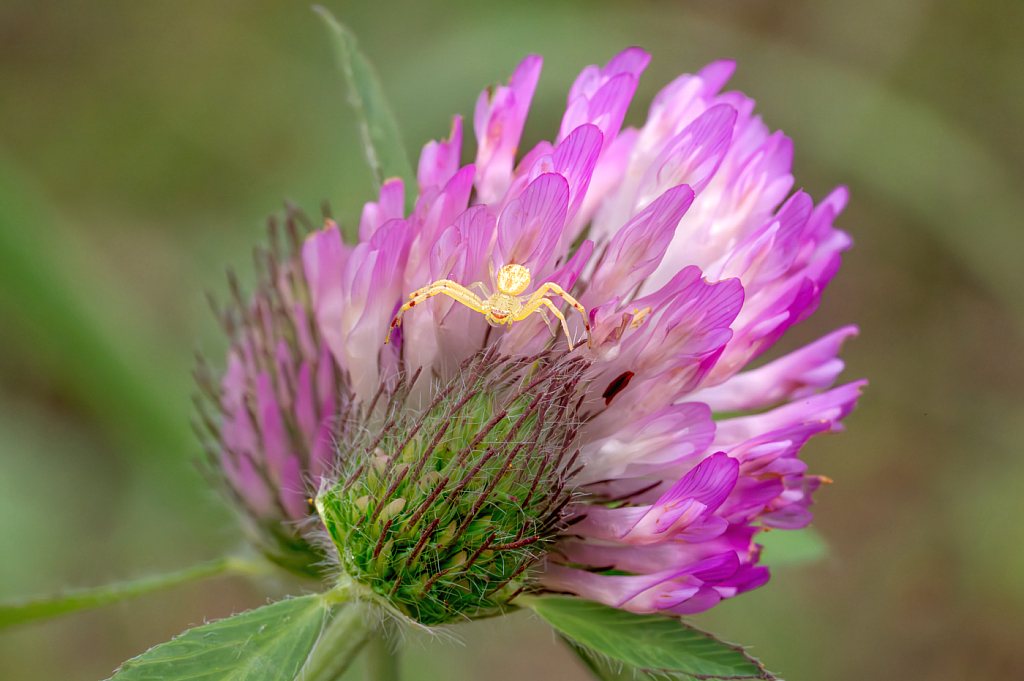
[203,47,863,623]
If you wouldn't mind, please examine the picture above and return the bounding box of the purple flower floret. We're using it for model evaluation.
[208,49,863,614]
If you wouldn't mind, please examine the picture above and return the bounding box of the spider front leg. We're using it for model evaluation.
[524,282,593,347]
[530,304,560,341]
[385,280,488,344]
[513,297,576,351]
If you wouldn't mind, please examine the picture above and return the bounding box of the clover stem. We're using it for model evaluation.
[366,630,400,681]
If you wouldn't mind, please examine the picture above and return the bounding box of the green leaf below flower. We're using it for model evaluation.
[108,594,332,681]
[526,597,776,680]
[565,638,660,681]
[314,6,417,214]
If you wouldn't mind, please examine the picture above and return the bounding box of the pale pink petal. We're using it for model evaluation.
[576,401,714,484]
[417,115,463,191]
[359,178,406,242]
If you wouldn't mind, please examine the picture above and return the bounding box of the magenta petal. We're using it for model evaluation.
[714,380,867,447]
[623,454,737,542]
[294,362,317,443]
[760,505,814,529]
[621,552,740,613]
[727,421,830,476]
[344,218,412,399]
[539,564,693,611]
[722,474,784,516]
[571,454,737,545]
[315,342,336,409]
[221,357,258,461]
[222,452,273,516]
[669,587,722,614]
[309,394,336,479]
[712,191,814,288]
[605,47,653,78]
[682,550,741,583]
[560,48,650,150]
[558,524,759,575]
[619,267,744,387]
[696,60,736,96]
[656,453,739,515]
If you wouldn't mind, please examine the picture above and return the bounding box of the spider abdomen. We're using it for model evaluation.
[496,264,531,295]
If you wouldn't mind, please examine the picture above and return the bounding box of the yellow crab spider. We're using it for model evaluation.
[385,263,592,350]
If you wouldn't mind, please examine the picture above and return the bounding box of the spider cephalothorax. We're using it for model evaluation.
[386,263,592,350]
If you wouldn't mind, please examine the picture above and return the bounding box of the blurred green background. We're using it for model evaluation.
[2,0,1023,679]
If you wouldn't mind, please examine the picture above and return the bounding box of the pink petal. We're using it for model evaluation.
[586,184,695,307]
[552,123,603,224]
[256,372,289,479]
[714,380,867,448]
[577,401,714,483]
[494,172,569,275]
[474,55,543,206]
[294,362,317,443]
[635,103,736,210]
[302,222,349,373]
[691,325,859,412]
[279,455,309,521]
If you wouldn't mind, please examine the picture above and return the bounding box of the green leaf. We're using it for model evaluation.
[757,527,828,567]
[526,597,776,680]
[109,594,332,681]
[565,638,652,681]
[314,6,417,214]
[0,557,268,630]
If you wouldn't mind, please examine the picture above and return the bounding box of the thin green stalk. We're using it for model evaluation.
[302,600,372,681]
[365,630,399,681]
[0,555,271,630]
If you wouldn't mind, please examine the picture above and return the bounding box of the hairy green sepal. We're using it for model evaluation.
[317,349,587,626]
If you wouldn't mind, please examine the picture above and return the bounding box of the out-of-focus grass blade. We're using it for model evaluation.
[314,6,417,214]
[0,558,255,630]
[0,157,197,489]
